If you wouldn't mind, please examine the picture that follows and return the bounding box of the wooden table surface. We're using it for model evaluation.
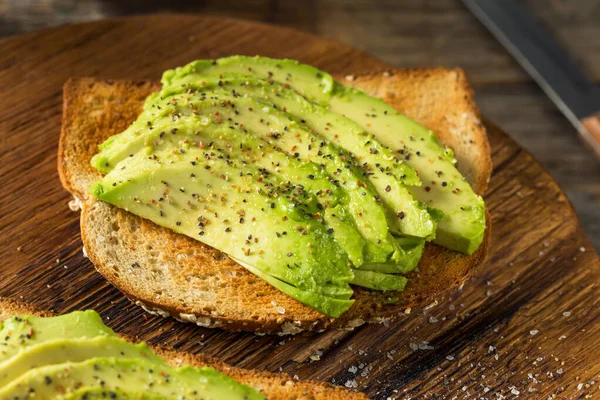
[0,12,599,400]
[1,0,600,252]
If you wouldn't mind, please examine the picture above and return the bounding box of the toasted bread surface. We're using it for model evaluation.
[60,68,491,334]
[0,298,367,400]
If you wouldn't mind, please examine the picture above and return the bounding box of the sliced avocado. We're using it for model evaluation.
[159,77,435,239]
[327,85,486,254]
[167,56,485,254]
[92,86,408,266]
[362,237,425,274]
[91,143,355,314]
[0,336,164,387]
[162,55,335,105]
[350,270,407,291]
[234,259,353,317]
[0,312,114,362]
[0,357,264,400]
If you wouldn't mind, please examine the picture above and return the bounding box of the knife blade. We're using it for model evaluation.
[462,0,600,159]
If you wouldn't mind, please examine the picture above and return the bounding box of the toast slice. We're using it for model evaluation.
[0,297,367,400]
[58,68,491,334]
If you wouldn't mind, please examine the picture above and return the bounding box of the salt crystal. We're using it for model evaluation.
[429,316,438,323]
[345,75,355,82]
[511,388,520,395]
[276,306,286,314]
[446,355,455,361]
[409,343,419,351]
[530,330,539,336]
[344,379,358,388]
[418,342,434,350]
[562,311,571,317]
[556,368,563,375]
[348,366,358,374]
[578,383,584,390]
[558,335,567,341]
[580,246,586,252]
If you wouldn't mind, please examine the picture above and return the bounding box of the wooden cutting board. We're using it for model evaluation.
[0,14,598,399]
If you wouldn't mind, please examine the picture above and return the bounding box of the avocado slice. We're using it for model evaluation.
[91,143,355,314]
[234,259,355,317]
[0,336,165,387]
[350,270,407,291]
[168,56,485,254]
[0,312,114,362]
[362,237,425,274]
[161,55,336,106]
[0,357,264,400]
[160,77,436,239]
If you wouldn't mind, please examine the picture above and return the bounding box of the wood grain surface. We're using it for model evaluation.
[0,14,599,399]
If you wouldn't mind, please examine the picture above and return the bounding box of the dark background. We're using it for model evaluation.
[2,0,600,249]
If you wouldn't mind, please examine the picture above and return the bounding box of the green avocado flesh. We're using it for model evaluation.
[163,56,486,255]
[89,56,486,317]
[0,312,264,399]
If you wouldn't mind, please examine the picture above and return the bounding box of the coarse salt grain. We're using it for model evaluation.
[345,379,358,388]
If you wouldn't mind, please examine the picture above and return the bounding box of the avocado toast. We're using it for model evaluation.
[0,297,367,399]
[59,58,491,333]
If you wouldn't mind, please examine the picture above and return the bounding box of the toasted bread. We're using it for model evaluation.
[0,297,367,400]
[58,68,491,334]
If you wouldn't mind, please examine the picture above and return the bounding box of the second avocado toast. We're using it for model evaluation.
[0,297,367,399]
[59,57,491,333]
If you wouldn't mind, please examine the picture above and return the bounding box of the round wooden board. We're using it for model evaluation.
[0,14,598,399]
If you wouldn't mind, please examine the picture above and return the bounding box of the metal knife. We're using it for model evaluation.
[462,0,600,159]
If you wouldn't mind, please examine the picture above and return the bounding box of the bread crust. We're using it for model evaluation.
[60,69,492,334]
[0,297,368,400]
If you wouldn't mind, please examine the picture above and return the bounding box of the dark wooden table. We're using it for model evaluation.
[2,1,600,251]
